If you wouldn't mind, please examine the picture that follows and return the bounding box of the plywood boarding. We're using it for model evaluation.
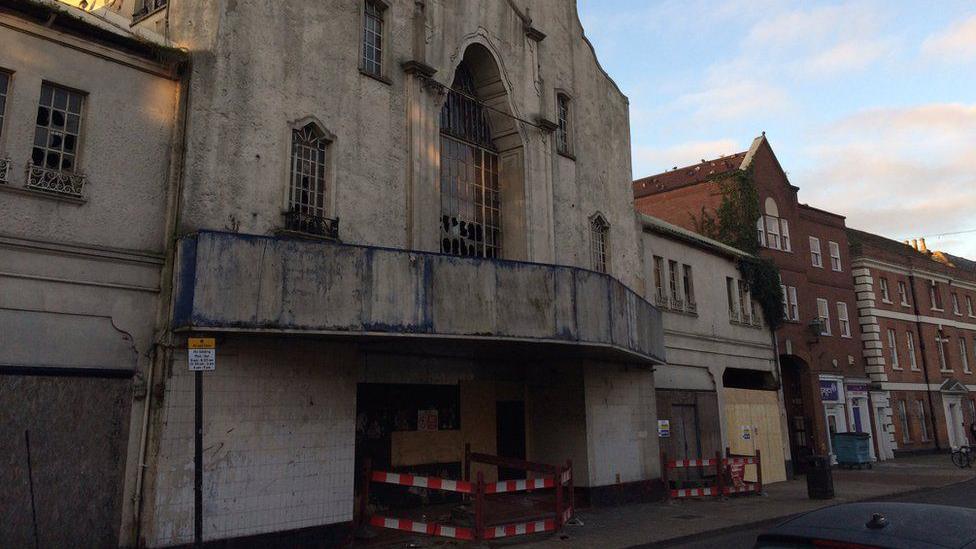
[391,430,462,467]
[723,388,787,484]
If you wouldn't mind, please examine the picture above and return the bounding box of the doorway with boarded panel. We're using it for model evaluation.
[723,388,788,484]
[656,390,721,481]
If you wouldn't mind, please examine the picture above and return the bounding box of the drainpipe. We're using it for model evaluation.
[132,49,193,544]
[907,272,942,451]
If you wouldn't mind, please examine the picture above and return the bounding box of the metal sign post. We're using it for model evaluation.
[188,337,216,547]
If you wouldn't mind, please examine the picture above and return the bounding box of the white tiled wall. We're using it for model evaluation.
[147,340,357,546]
[583,362,659,486]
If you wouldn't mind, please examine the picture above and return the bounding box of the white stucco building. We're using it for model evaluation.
[0,1,183,547]
[639,214,791,483]
[71,1,669,546]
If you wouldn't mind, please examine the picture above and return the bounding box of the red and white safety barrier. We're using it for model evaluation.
[483,519,557,539]
[670,487,715,498]
[668,458,716,468]
[725,457,758,465]
[370,515,475,540]
[371,471,473,494]
[723,483,761,495]
[485,477,555,494]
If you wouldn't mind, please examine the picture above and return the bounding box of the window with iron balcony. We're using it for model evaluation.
[283,122,339,239]
[28,83,88,198]
[0,70,10,184]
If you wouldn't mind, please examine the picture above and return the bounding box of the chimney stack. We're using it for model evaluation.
[919,238,928,252]
[912,239,918,250]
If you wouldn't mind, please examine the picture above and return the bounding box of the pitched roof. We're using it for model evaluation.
[632,152,747,198]
[639,213,752,260]
[846,228,930,262]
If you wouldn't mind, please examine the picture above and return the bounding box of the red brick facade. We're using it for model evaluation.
[848,229,976,456]
[634,136,874,465]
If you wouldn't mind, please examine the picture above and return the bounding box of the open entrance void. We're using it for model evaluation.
[780,355,815,473]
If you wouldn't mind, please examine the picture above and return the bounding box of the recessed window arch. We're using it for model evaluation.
[589,213,610,273]
[759,197,791,251]
[285,120,336,236]
[439,61,500,258]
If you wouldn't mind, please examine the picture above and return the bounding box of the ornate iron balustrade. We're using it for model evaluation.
[0,157,9,184]
[686,301,698,315]
[670,297,684,311]
[26,162,87,197]
[283,208,339,239]
[654,288,669,308]
[729,309,741,323]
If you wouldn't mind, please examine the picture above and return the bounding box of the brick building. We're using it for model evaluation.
[848,230,976,456]
[633,135,876,469]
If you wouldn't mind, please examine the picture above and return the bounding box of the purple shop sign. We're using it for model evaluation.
[846,383,869,397]
[820,380,840,402]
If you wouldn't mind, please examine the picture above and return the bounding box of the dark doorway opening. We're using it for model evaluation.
[495,401,526,480]
[780,356,813,473]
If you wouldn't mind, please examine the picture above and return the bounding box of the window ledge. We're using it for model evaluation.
[0,182,86,205]
[931,307,944,312]
[557,149,576,161]
[881,299,893,304]
[359,68,392,86]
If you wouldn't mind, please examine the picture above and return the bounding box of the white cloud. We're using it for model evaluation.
[634,138,741,177]
[674,81,789,121]
[922,14,976,61]
[797,103,976,258]
[800,38,893,77]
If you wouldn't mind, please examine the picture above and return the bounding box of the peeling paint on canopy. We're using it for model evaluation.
[173,231,665,364]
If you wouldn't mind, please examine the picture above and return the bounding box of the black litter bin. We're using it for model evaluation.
[806,455,834,499]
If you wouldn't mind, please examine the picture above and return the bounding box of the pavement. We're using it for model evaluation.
[359,455,974,548]
[514,454,975,549]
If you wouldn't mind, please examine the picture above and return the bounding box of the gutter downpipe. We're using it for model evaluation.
[907,271,942,451]
[132,48,193,545]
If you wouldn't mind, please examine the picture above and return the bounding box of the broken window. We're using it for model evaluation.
[589,214,609,273]
[439,63,500,259]
[32,82,84,173]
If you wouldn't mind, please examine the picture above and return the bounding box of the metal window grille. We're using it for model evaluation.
[590,216,609,273]
[288,123,329,221]
[137,0,167,14]
[439,63,500,259]
[0,71,9,141]
[32,83,83,174]
[362,0,383,76]
[556,94,570,154]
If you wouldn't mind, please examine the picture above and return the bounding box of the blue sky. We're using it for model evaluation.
[578,0,976,259]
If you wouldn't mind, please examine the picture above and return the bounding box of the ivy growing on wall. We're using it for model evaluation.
[691,167,785,330]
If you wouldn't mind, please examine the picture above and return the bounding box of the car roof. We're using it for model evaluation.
[757,502,976,549]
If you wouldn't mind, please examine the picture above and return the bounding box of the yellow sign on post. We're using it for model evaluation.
[188,337,216,371]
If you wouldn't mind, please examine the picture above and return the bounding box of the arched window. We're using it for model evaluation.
[590,214,610,273]
[759,197,790,251]
[439,62,500,258]
[286,122,332,235]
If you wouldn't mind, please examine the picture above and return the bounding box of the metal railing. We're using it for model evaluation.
[282,208,339,239]
[26,162,87,197]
